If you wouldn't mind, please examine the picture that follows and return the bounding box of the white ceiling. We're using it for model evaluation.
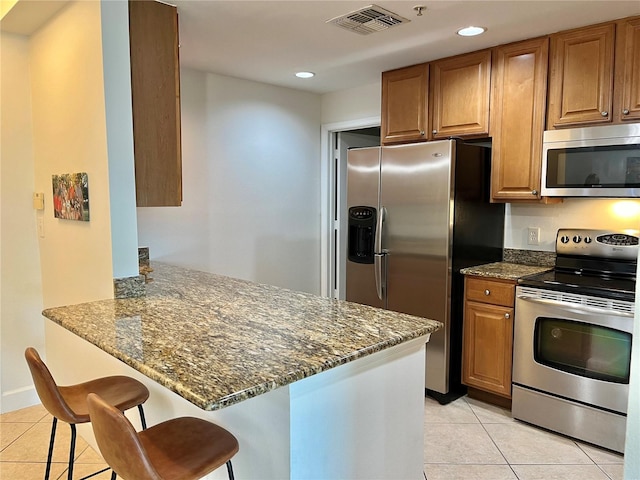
[172,0,640,93]
[3,1,640,95]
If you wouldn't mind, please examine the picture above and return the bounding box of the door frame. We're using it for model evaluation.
[320,116,380,298]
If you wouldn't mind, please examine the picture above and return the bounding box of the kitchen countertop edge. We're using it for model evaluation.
[460,262,553,281]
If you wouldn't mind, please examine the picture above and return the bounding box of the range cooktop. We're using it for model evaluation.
[518,228,638,302]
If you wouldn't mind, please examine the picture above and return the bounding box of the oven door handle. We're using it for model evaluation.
[516,295,635,318]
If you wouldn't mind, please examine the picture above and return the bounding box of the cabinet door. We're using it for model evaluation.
[490,37,549,202]
[615,16,640,123]
[430,50,491,138]
[129,0,182,207]
[381,64,429,145]
[547,23,615,128]
[462,300,514,398]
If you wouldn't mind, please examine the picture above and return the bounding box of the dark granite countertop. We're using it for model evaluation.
[43,263,441,411]
[460,262,553,281]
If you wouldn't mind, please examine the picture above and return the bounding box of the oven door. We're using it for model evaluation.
[513,287,633,414]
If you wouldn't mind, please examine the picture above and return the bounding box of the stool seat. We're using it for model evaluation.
[58,375,150,424]
[25,347,149,480]
[88,393,239,480]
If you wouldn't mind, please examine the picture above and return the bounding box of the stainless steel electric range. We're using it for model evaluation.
[512,228,638,453]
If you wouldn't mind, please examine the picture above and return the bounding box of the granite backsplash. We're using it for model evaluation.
[503,248,555,267]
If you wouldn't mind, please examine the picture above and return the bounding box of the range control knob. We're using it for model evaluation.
[560,235,570,244]
[584,236,592,244]
[573,235,582,243]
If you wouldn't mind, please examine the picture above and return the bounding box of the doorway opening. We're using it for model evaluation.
[320,119,380,300]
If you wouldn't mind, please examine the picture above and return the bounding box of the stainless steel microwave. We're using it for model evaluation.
[541,124,640,197]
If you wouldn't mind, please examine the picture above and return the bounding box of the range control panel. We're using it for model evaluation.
[556,229,640,260]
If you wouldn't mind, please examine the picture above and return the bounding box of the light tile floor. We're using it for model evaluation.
[0,404,111,480]
[1,396,625,479]
[424,395,625,480]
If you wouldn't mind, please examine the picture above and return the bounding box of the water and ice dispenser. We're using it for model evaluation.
[347,206,376,264]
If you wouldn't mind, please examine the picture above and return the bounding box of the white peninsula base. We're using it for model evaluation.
[46,321,429,479]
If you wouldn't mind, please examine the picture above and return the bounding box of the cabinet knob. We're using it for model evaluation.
[504,313,511,319]
[601,111,608,117]
[532,189,538,195]
[484,289,490,296]
[623,109,630,115]
[432,129,437,135]
[420,131,425,136]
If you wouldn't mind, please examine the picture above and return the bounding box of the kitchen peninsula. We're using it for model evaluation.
[42,262,441,479]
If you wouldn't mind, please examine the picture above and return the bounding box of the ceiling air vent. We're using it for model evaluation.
[327,5,410,35]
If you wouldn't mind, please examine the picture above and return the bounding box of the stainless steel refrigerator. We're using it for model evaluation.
[346,139,504,404]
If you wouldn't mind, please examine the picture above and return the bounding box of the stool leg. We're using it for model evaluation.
[137,404,147,430]
[44,417,57,480]
[78,466,112,480]
[226,460,235,480]
[67,424,77,480]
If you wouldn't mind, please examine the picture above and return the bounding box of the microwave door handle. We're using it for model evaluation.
[517,294,635,318]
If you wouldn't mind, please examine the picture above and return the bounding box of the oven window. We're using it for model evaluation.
[534,317,632,384]
[546,144,640,188]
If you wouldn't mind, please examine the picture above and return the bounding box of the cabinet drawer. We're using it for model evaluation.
[465,277,515,306]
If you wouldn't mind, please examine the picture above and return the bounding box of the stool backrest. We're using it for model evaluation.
[24,347,78,423]
[87,392,162,480]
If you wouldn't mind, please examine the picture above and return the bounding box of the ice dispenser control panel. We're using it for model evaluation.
[348,206,376,264]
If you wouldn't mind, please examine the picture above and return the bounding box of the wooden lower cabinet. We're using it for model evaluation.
[462,276,515,400]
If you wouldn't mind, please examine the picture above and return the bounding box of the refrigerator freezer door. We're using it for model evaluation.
[346,147,384,309]
[381,141,454,394]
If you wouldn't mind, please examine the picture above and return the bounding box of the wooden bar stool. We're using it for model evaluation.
[25,347,149,480]
[87,392,240,480]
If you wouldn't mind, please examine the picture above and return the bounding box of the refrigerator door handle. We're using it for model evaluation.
[374,206,386,301]
[374,253,385,301]
[374,206,385,254]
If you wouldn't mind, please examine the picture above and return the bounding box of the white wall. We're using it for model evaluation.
[137,69,322,294]
[506,199,640,251]
[101,0,139,279]
[30,0,114,308]
[0,32,44,412]
[136,69,210,268]
[0,0,140,412]
[321,82,380,125]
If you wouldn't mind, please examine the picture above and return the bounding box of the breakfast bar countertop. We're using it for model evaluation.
[42,262,441,411]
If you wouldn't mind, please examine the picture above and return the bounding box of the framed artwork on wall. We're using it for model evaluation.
[52,172,90,221]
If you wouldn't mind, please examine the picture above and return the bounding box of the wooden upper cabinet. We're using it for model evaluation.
[129,0,182,207]
[490,37,549,202]
[614,16,640,123]
[381,64,429,145]
[547,23,616,128]
[430,50,491,138]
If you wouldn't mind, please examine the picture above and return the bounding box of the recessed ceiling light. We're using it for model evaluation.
[456,26,486,37]
[295,71,315,79]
